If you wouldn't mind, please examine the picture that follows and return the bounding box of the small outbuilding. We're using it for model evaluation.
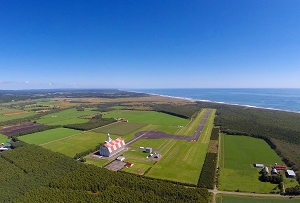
[116,156,125,162]
[145,147,152,153]
[272,168,278,174]
[264,167,269,174]
[286,170,296,178]
[125,162,134,167]
[255,164,264,168]
[275,165,286,170]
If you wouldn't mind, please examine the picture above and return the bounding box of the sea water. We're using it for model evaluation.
[128,88,300,113]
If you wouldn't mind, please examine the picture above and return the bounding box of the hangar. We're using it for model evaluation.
[99,133,125,157]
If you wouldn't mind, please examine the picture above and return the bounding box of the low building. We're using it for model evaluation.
[275,165,286,170]
[116,156,125,162]
[145,147,152,153]
[255,164,264,168]
[99,133,125,157]
[286,170,296,178]
[272,168,278,174]
[125,162,134,167]
[264,166,269,174]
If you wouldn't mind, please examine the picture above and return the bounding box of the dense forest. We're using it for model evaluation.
[194,101,300,182]
[0,144,210,202]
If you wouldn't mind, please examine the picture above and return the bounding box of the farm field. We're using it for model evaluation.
[0,111,37,122]
[41,131,109,157]
[219,134,284,193]
[102,110,189,126]
[92,122,146,136]
[36,108,97,125]
[145,109,216,184]
[216,194,300,203]
[19,128,81,145]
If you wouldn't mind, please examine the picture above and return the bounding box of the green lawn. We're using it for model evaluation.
[93,122,146,136]
[85,158,110,167]
[145,109,216,184]
[41,131,109,157]
[36,108,97,125]
[18,128,81,145]
[219,134,284,193]
[122,159,154,175]
[103,110,189,126]
[216,194,300,203]
[130,138,170,150]
[0,111,37,122]
[0,134,9,144]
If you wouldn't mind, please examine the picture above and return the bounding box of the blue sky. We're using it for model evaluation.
[1,0,300,89]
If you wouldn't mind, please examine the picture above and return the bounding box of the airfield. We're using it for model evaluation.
[0,95,299,202]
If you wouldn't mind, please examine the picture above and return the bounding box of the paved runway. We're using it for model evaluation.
[131,110,211,143]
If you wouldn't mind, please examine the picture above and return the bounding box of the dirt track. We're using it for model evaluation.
[131,110,211,143]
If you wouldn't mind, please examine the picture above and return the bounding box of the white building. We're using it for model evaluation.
[286,170,296,178]
[99,133,125,157]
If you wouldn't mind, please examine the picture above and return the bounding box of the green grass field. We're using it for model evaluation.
[36,108,97,125]
[85,158,110,167]
[0,111,37,122]
[130,138,170,150]
[175,109,207,136]
[219,134,284,193]
[18,128,81,145]
[122,159,154,175]
[216,194,300,203]
[103,110,189,126]
[0,134,9,144]
[92,122,146,136]
[145,109,216,184]
[41,131,111,157]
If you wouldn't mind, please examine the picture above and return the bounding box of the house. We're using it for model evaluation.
[286,170,296,178]
[254,164,264,168]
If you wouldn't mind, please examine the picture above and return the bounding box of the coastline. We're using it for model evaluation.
[127,89,300,114]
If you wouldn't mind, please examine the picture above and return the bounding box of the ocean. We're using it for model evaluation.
[128,88,300,113]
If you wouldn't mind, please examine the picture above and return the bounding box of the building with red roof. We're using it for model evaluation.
[99,133,125,157]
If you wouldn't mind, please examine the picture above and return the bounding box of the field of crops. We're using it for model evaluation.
[216,194,300,203]
[93,122,146,136]
[41,131,109,157]
[219,134,284,193]
[36,108,97,125]
[102,110,189,126]
[19,128,81,145]
[0,111,37,122]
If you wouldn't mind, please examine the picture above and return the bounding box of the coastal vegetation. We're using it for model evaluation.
[0,89,299,201]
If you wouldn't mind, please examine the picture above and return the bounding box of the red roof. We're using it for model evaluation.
[125,162,134,167]
[275,165,286,169]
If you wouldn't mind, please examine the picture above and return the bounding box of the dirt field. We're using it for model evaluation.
[0,123,47,137]
[3,111,26,116]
